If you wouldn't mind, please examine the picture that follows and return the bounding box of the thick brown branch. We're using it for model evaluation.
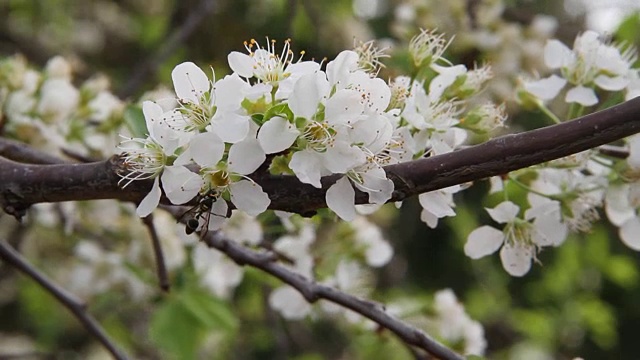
[2,97,640,216]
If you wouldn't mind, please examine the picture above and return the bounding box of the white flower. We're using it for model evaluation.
[464,201,557,277]
[177,132,270,219]
[228,38,319,99]
[119,101,199,217]
[273,224,316,278]
[432,289,487,356]
[37,78,80,123]
[351,217,393,267]
[540,31,636,105]
[419,186,460,229]
[192,243,243,298]
[269,285,312,320]
[408,29,452,68]
[172,62,251,143]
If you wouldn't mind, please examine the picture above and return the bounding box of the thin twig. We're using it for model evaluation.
[0,240,129,360]
[0,137,69,164]
[161,206,462,359]
[118,0,217,98]
[141,214,170,292]
[201,230,463,360]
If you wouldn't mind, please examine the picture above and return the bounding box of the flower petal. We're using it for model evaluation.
[172,62,209,103]
[161,166,203,204]
[565,86,598,106]
[211,112,250,144]
[207,200,229,231]
[290,150,323,188]
[229,180,270,216]
[595,75,629,91]
[499,243,533,277]
[189,132,225,167]
[257,116,300,154]
[486,201,519,224]
[227,52,255,78]
[227,137,266,175]
[544,39,574,69]
[289,72,328,119]
[464,226,504,259]
[620,217,640,251]
[136,177,161,217]
[523,75,566,101]
[326,177,356,221]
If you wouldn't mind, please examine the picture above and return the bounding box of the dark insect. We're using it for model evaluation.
[180,191,226,236]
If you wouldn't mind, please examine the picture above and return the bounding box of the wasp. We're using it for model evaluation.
[180,190,227,236]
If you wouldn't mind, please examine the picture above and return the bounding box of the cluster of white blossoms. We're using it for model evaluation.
[120,34,501,231]
[463,30,640,277]
[522,30,638,107]
[0,55,124,158]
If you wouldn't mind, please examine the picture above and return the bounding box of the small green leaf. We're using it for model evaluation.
[149,296,202,360]
[123,104,148,139]
[264,103,294,122]
[179,287,239,332]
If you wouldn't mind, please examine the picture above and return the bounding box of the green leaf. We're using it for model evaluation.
[149,296,203,360]
[123,104,148,139]
[263,103,294,122]
[179,287,239,332]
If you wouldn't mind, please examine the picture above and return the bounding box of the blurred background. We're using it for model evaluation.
[1,0,640,359]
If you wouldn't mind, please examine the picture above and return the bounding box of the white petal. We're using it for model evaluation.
[269,286,311,320]
[595,75,629,91]
[289,72,328,119]
[322,143,366,174]
[544,39,574,69]
[605,184,635,226]
[227,137,266,175]
[326,177,356,221]
[419,191,455,218]
[290,150,323,188]
[365,239,393,267]
[357,167,394,204]
[420,209,439,229]
[229,180,270,216]
[190,132,225,167]
[136,177,161,217]
[227,52,255,78]
[211,112,250,143]
[532,211,567,247]
[429,64,466,100]
[142,101,163,136]
[257,116,300,154]
[523,75,566,101]
[326,50,359,88]
[565,86,598,106]
[172,62,209,103]
[207,200,229,231]
[161,166,203,204]
[214,73,249,111]
[325,89,364,126]
[499,243,533,277]
[486,201,519,224]
[620,217,640,251]
[464,226,504,259]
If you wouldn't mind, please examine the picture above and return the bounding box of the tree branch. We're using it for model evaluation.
[141,214,170,292]
[2,97,640,216]
[0,239,129,360]
[160,206,463,360]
